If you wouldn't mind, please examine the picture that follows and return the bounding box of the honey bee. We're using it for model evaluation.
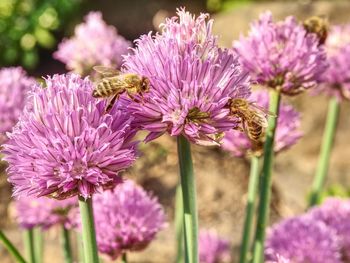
[228,98,275,142]
[92,66,150,112]
[303,16,329,45]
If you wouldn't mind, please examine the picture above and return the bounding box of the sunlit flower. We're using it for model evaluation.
[54,11,130,75]
[234,12,327,95]
[14,196,78,230]
[314,24,350,100]
[0,67,35,144]
[199,229,231,263]
[93,180,166,259]
[3,74,138,200]
[221,90,302,157]
[308,198,350,260]
[123,8,251,145]
[265,216,341,263]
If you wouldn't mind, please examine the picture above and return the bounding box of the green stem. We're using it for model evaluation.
[0,230,26,263]
[121,252,127,263]
[77,232,84,263]
[24,229,35,263]
[239,155,260,263]
[252,89,281,263]
[175,184,184,263]
[61,226,73,263]
[78,197,99,263]
[33,228,43,263]
[177,135,198,263]
[309,97,340,206]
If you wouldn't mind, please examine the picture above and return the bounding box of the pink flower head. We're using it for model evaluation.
[221,90,302,157]
[234,12,327,95]
[54,11,130,75]
[199,229,231,263]
[0,67,35,144]
[93,180,166,259]
[308,198,350,260]
[123,8,251,145]
[14,196,78,230]
[314,24,350,100]
[265,255,290,263]
[265,215,341,263]
[2,74,138,200]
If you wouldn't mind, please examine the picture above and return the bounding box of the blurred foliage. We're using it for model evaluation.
[320,184,350,202]
[0,0,81,69]
[207,0,251,12]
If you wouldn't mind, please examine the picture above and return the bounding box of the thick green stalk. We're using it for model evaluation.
[33,228,43,263]
[309,97,340,206]
[24,229,35,263]
[0,230,26,263]
[78,197,99,263]
[77,232,84,263]
[239,155,260,263]
[175,184,184,263]
[61,226,73,263]
[177,135,198,263]
[252,89,281,263]
[121,252,127,263]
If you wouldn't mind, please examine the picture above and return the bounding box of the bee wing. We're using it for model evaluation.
[93,66,121,77]
[251,112,269,128]
[250,102,277,117]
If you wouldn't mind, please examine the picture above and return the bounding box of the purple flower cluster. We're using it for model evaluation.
[265,215,341,263]
[266,198,350,262]
[0,67,35,144]
[54,12,130,75]
[199,229,231,263]
[308,198,350,261]
[93,180,166,259]
[14,196,78,230]
[3,74,138,200]
[221,90,302,157]
[234,12,327,95]
[315,24,350,100]
[123,8,251,145]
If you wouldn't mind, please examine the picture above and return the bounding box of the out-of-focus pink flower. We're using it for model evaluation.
[234,12,327,95]
[93,180,166,259]
[123,8,251,145]
[221,90,302,157]
[199,229,231,263]
[265,255,290,263]
[265,215,341,263]
[314,24,350,100]
[308,198,350,260]
[14,196,78,230]
[54,12,130,75]
[0,67,35,144]
[2,74,138,200]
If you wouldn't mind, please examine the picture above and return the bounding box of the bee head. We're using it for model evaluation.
[141,77,150,92]
[92,89,100,98]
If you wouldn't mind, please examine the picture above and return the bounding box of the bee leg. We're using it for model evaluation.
[104,94,119,113]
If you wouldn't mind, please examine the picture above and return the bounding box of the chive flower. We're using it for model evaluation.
[314,24,350,100]
[54,11,130,75]
[308,198,350,260]
[0,67,35,144]
[265,216,341,263]
[2,74,138,200]
[123,8,251,145]
[14,196,78,230]
[93,180,166,259]
[199,229,231,263]
[221,90,302,157]
[234,12,327,95]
